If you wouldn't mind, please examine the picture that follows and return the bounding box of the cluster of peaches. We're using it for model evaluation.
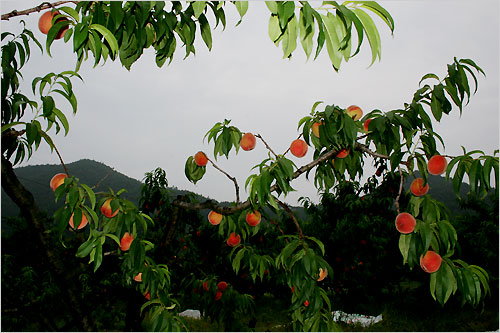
[198,280,229,301]
[49,173,133,251]
[207,210,261,247]
[395,154,448,274]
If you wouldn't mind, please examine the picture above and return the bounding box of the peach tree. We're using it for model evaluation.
[1,1,497,331]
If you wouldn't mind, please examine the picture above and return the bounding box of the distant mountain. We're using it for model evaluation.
[2,159,143,220]
[1,159,475,222]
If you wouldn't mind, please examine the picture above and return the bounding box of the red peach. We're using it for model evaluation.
[427,155,448,176]
[38,10,68,39]
[336,149,349,159]
[246,210,261,227]
[134,273,142,282]
[101,198,119,218]
[69,212,88,230]
[226,232,241,247]
[194,151,208,167]
[203,281,209,291]
[304,300,309,307]
[208,210,223,225]
[363,118,372,132]
[311,122,321,138]
[50,173,67,191]
[395,212,416,234]
[120,232,134,251]
[346,105,363,121]
[410,178,429,196]
[317,268,328,282]
[420,250,442,273]
[240,133,256,151]
[290,139,308,158]
[215,290,222,301]
[217,281,228,292]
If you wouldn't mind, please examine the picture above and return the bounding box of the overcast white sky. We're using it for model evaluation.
[1,1,499,205]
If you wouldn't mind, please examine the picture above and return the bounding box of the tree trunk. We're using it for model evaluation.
[1,155,94,331]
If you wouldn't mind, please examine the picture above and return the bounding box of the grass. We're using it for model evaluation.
[183,290,499,332]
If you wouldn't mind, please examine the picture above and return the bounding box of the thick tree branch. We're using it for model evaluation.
[1,155,94,331]
[1,1,79,21]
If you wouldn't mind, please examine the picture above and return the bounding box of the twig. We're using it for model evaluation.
[92,167,115,190]
[1,1,79,20]
[255,134,278,159]
[276,198,304,239]
[208,157,240,203]
[269,219,286,237]
[394,166,404,214]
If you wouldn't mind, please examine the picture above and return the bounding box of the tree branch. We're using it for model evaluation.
[394,167,404,214]
[276,198,304,239]
[255,134,278,159]
[207,157,240,203]
[1,1,79,21]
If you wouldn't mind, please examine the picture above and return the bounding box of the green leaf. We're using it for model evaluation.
[351,7,380,66]
[52,108,70,135]
[265,1,278,14]
[80,183,96,209]
[89,24,118,57]
[192,1,206,19]
[399,234,411,265]
[235,1,249,19]
[321,13,343,71]
[41,95,55,118]
[268,15,281,43]
[198,14,212,50]
[282,15,298,58]
[277,1,295,30]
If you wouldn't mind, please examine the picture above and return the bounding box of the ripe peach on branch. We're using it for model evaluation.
[245,210,261,227]
[208,210,223,225]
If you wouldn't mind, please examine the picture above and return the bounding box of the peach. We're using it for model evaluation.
[203,281,209,291]
[120,232,134,251]
[226,232,241,247]
[101,198,119,218]
[410,178,429,196]
[215,290,222,301]
[217,281,228,292]
[69,212,88,230]
[290,139,308,158]
[245,210,261,227]
[144,291,150,300]
[363,118,372,132]
[395,212,416,234]
[336,148,349,159]
[420,250,442,273]
[208,210,223,225]
[427,155,448,176]
[346,105,363,121]
[240,132,256,151]
[50,173,67,191]
[311,122,321,138]
[317,268,328,282]
[194,151,208,167]
[304,300,309,307]
[38,10,68,39]
[134,273,142,282]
